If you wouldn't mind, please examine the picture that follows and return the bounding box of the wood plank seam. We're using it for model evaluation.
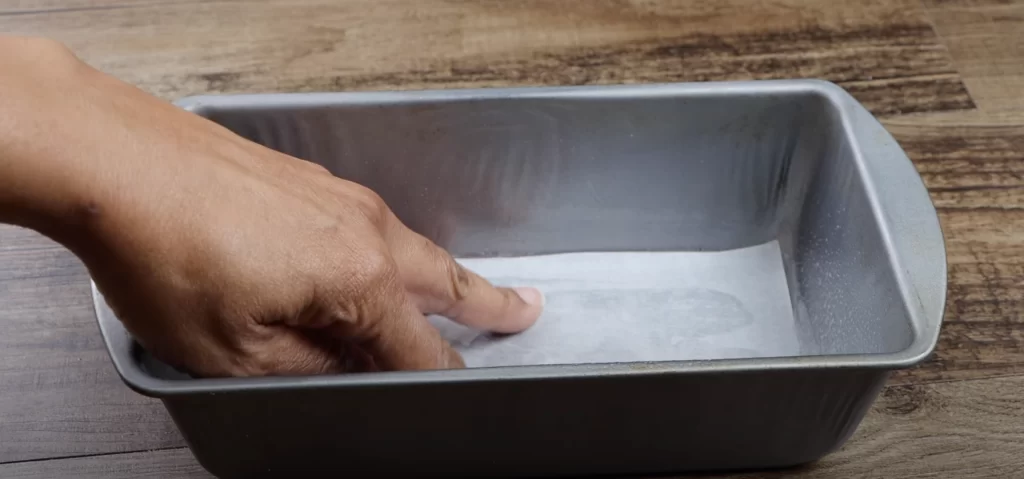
[0,446,190,467]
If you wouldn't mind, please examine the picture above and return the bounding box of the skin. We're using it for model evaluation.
[0,36,544,377]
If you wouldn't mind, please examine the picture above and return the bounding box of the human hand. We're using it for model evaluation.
[0,36,544,377]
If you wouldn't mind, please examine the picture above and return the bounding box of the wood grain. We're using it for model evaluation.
[885,0,1024,385]
[0,0,972,117]
[0,448,208,479]
[0,0,981,464]
[1,0,1023,476]
[924,0,1024,113]
[0,226,184,463]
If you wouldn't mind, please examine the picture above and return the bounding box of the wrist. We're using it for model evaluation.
[0,40,120,253]
[0,147,110,255]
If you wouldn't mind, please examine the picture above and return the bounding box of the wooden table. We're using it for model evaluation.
[1,1,1022,477]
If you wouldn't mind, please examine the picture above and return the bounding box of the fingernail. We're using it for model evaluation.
[513,287,545,308]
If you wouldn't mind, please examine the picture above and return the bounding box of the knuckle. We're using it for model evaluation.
[240,340,322,376]
[231,341,272,376]
[497,286,516,312]
[309,163,331,175]
[277,349,333,375]
[350,249,398,291]
[329,249,399,335]
[296,158,330,175]
[441,254,472,304]
[347,184,390,225]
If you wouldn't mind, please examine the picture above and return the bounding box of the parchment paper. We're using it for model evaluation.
[429,241,800,367]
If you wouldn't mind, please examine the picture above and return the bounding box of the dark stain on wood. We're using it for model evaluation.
[194,72,243,93]
[879,384,937,416]
[843,75,974,115]
[181,22,974,117]
[909,133,1024,184]
[923,0,1020,7]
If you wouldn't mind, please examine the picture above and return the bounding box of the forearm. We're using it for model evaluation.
[0,36,118,249]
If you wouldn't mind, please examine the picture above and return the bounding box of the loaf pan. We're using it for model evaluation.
[92,80,946,478]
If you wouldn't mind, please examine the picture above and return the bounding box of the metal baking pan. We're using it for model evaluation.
[92,80,946,478]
